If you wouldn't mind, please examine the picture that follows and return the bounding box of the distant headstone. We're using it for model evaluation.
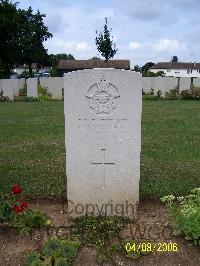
[142,77,155,93]
[166,77,178,92]
[64,69,142,219]
[154,77,178,97]
[39,77,49,89]
[179,77,191,92]
[18,78,26,91]
[27,78,38,97]
[11,78,26,96]
[0,79,14,100]
[193,78,200,88]
[47,77,63,99]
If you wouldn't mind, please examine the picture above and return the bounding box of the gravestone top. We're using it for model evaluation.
[64,69,142,219]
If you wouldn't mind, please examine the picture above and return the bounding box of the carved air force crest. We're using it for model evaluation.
[86,77,120,115]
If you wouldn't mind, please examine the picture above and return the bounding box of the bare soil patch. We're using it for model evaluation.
[0,200,199,265]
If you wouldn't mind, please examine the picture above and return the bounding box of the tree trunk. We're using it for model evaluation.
[28,63,32,77]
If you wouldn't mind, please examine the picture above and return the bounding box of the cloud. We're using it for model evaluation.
[18,0,200,65]
[152,39,185,52]
[45,38,92,55]
[129,41,142,50]
[76,42,92,52]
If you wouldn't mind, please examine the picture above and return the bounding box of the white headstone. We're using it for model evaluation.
[0,79,14,100]
[154,77,166,96]
[64,69,142,219]
[193,78,200,88]
[13,79,19,96]
[47,77,63,99]
[51,77,63,99]
[39,77,49,89]
[142,77,155,93]
[154,77,178,97]
[167,77,178,91]
[179,77,191,92]
[27,78,38,97]
[18,78,26,90]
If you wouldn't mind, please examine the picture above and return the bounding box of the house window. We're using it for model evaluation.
[187,70,190,74]
[167,69,170,72]
[175,72,180,74]
[191,70,193,73]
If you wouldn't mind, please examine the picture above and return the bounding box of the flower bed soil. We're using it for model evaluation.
[0,200,199,266]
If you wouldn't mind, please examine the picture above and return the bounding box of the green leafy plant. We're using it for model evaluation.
[14,96,39,102]
[26,238,80,266]
[25,96,39,102]
[165,86,180,100]
[161,188,200,245]
[0,188,13,223]
[0,184,49,235]
[18,84,27,96]
[13,209,49,235]
[38,95,53,102]
[70,216,128,263]
[157,90,162,98]
[38,84,48,96]
[25,251,42,266]
[37,84,52,102]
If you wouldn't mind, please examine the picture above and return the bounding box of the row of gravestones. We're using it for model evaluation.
[0,77,64,100]
[0,78,26,100]
[142,77,200,96]
[26,77,63,99]
[1,76,199,101]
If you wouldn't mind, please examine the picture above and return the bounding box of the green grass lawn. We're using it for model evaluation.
[0,100,199,199]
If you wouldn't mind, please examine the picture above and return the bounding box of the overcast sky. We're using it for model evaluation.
[18,0,200,68]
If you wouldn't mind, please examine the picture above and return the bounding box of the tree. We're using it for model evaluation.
[20,7,52,76]
[142,70,165,77]
[95,17,117,61]
[0,1,52,77]
[141,62,155,72]
[133,65,141,72]
[171,56,178,62]
[0,0,23,77]
[156,71,165,77]
[89,56,101,60]
[48,53,75,77]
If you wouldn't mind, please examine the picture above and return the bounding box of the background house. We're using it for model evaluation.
[150,62,200,77]
[58,59,130,76]
[13,64,51,75]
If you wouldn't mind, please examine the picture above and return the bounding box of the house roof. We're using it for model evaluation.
[58,59,130,70]
[151,62,200,70]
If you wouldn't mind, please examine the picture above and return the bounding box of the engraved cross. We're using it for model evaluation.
[91,148,115,189]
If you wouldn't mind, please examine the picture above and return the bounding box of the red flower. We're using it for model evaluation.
[12,205,22,213]
[11,184,22,194]
[21,202,28,211]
